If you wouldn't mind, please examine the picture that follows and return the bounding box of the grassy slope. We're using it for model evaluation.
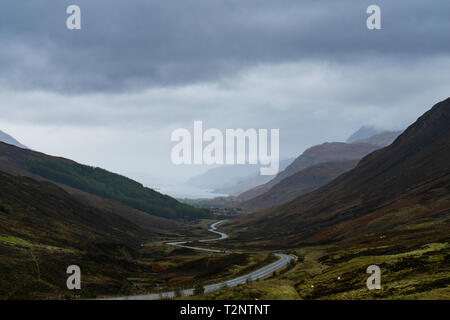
[0,171,184,299]
[0,141,210,221]
[0,170,162,299]
[192,240,449,300]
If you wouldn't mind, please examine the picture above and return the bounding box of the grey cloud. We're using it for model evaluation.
[2,56,449,140]
[0,0,449,93]
[1,1,449,182]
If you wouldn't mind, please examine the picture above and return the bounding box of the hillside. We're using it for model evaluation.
[229,97,450,248]
[239,160,359,213]
[0,170,178,299]
[0,142,209,221]
[234,132,402,213]
[0,171,148,247]
[237,142,380,202]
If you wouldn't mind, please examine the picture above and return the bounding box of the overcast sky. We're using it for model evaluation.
[0,0,449,183]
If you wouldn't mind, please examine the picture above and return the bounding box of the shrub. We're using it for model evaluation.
[152,262,166,273]
[0,202,13,215]
[174,287,182,298]
[118,280,133,295]
[193,282,205,295]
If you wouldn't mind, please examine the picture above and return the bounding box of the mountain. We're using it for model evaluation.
[352,130,402,147]
[212,158,294,196]
[0,130,27,149]
[184,158,293,196]
[236,142,380,203]
[213,173,272,196]
[239,160,359,213]
[346,126,382,143]
[185,165,260,190]
[0,142,210,221]
[230,97,450,247]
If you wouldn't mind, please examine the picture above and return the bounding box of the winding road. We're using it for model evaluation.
[108,220,293,300]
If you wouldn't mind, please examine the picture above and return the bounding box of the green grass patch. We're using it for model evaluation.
[0,234,33,247]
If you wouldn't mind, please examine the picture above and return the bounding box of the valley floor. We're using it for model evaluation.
[1,216,448,300]
[189,241,450,300]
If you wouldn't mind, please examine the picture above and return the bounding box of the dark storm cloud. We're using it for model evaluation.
[0,0,449,93]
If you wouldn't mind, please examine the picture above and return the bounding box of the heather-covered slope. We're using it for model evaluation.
[230,98,450,247]
[237,142,379,202]
[0,171,147,247]
[237,132,402,213]
[239,160,359,213]
[0,170,176,299]
[0,142,209,221]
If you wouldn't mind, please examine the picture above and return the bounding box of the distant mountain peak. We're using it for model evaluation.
[0,130,27,149]
[351,130,403,147]
[346,126,381,143]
